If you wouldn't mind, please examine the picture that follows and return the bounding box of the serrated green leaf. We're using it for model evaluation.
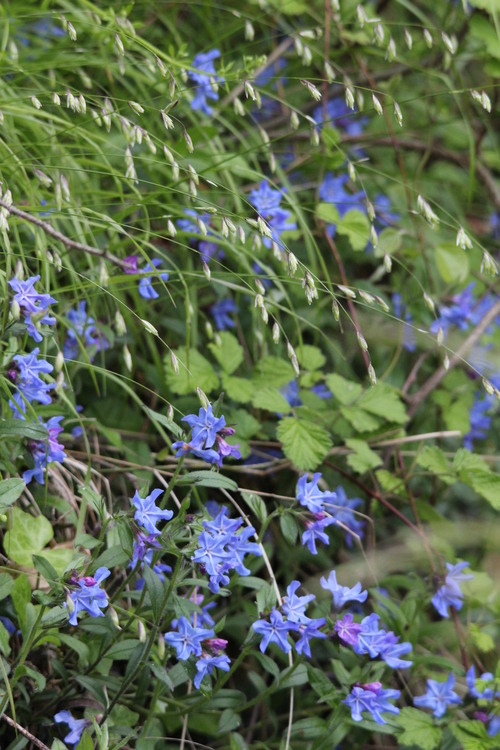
[165,347,219,395]
[4,508,54,568]
[357,384,407,424]
[375,469,403,493]
[395,707,443,749]
[346,438,382,473]
[336,209,371,251]
[221,374,254,403]
[252,357,294,389]
[277,417,332,470]
[416,446,453,482]
[325,373,363,405]
[470,623,495,653]
[341,405,382,432]
[296,345,326,371]
[450,720,499,750]
[373,227,402,258]
[252,387,291,414]
[209,332,244,374]
[176,470,238,491]
[0,479,26,510]
[463,471,500,509]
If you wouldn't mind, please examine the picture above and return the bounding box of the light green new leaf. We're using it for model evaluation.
[221,374,255,404]
[253,387,292,414]
[395,707,442,750]
[435,242,470,283]
[277,417,332,470]
[165,347,219,395]
[296,344,326,371]
[346,438,382,473]
[450,720,499,750]
[336,209,371,251]
[325,373,363,405]
[209,332,244,374]
[357,384,407,424]
[315,202,340,226]
[0,478,26,511]
[4,507,54,568]
[416,446,454,483]
[253,356,295,389]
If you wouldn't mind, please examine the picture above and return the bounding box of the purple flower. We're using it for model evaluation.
[67,567,110,626]
[320,570,368,609]
[164,616,214,660]
[131,488,173,536]
[54,710,90,748]
[334,613,362,646]
[413,673,462,718]
[324,485,365,547]
[23,415,66,484]
[63,301,109,361]
[189,49,224,116]
[301,514,335,555]
[9,348,54,416]
[137,258,169,299]
[211,299,237,330]
[9,275,56,342]
[344,683,400,724]
[252,608,299,654]
[194,652,231,689]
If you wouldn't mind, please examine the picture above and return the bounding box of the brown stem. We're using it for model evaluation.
[0,198,129,270]
[1,714,51,750]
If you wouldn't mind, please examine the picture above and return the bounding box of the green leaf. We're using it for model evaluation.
[37,548,75,576]
[252,388,291,414]
[252,357,295,389]
[416,446,453,482]
[307,665,335,700]
[280,513,298,545]
[0,479,26,511]
[357,384,407,424]
[107,639,142,660]
[221,374,255,403]
[336,209,371,251]
[4,508,54,568]
[76,730,94,750]
[217,709,241,734]
[325,373,363,405]
[346,438,382,473]
[11,574,31,633]
[469,623,495,653]
[290,717,328,739]
[32,554,59,583]
[165,347,219,395]
[0,419,48,441]
[92,545,130,571]
[209,332,244,374]
[450,720,499,750]
[277,417,332,470]
[296,345,326,371]
[143,565,165,622]
[315,202,340,226]
[435,242,470,283]
[341,405,382,433]
[176,471,238,491]
[373,227,402,258]
[395,707,442,750]
[142,406,183,437]
[463,471,500,509]
[241,493,267,524]
[469,0,500,12]
[0,573,14,601]
[0,622,11,657]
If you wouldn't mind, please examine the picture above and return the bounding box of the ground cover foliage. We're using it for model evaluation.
[0,0,499,748]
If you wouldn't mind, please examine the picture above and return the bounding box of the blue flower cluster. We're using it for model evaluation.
[253,580,326,657]
[172,403,241,466]
[66,567,110,626]
[414,673,462,718]
[7,276,67,484]
[430,282,500,338]
[297,473,365,551]
[344,682,401,725]
[164,616,231,689]
[467,666,500,736]
[8,274,56,342]
[189,49,224,116]
[432,561,473,618]
[54,710,90,749]
[192,505,262,593]
[248,180,297,249]
[63,301,110,360]
[177,209,221,263]
[314,96,368,135]
[130,488,173,584]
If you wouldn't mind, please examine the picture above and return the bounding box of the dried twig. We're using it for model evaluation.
[1,713,51,750]
[0,198,129,270]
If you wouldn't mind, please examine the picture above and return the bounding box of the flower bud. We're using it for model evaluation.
[170,351,179,374]
[137,619,147,642]
[272,322,280,343]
